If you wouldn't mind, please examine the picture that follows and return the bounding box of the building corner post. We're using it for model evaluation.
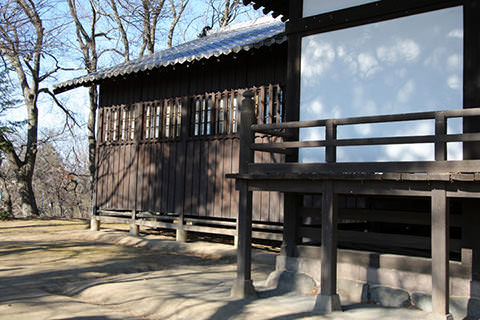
[231,90,256,299]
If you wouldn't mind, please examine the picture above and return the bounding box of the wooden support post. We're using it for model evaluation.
[231,90,256,299]
[435,113,447,161]
[130,209,140,236]
[462,199,480,281]
[281,0,303,259]
[314,180,341,312]
[431,184,452,320]
[90,193,100,231]
[90,216,100,231]
[463,0,480,160]
[176,96,190,243]
[176,219,187,242]
[91,107,103,232]
[282,193,299,257]
[133,103,143,219]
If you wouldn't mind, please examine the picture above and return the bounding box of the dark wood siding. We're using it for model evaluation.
[96,44,287,223]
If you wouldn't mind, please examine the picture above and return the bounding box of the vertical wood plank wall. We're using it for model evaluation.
[96,45,287,224]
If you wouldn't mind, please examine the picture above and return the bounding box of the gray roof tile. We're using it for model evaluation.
[54,18,285,93]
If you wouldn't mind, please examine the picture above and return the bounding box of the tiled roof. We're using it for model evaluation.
[243,0,288,21]
[54,18,285,93]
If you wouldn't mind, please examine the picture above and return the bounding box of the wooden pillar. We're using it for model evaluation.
[176,96,191,243]
[314,180,341,312]
[130,209,140,236]
[90,215,100,231]
[231,90,256,298]
[282,0,303,259]
[431,184,452,320]
[91,105,103,232]
[90,191,100,231]
[463,0,480,160]
[133,103,143,219]
[462,199,480,281]
[282,194,299,257]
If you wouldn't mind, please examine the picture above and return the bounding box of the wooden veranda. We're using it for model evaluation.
[231,91,480,318]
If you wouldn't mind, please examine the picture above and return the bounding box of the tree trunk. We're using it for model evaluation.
[4,187,12,216]
[17,171,38,217]
[87,86,98,200]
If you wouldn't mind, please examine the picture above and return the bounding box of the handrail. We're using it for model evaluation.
[251,107,480,131]
[236,92,480,169]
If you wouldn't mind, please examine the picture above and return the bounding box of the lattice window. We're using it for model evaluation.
[164,98,182,138]
[144,103,163,140]
[112,108,119,141]
[102,105,135,143]
[191,85,284,137]
[253,84,284,125]
[104,110,110,142]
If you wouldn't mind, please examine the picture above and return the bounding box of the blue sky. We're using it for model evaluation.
[5,0,264,144]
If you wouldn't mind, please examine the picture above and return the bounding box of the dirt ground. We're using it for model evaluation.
[0,219,436,319]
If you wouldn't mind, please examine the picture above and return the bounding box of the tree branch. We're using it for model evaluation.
[38,88,79,128]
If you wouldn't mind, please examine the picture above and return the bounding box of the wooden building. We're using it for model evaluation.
[54,18,288,241]
[230,0,480,319]
[55,2,480,318]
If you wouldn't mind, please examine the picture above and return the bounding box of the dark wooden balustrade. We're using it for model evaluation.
[232,99,480,314]
[246,107,480,175]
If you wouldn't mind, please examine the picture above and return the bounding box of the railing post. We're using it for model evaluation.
[326,120,337,163]
[231,90,257,298]
[435,112,447,161]
[238,91,255,173]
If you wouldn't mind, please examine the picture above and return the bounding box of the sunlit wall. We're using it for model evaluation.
[299,7,463,163]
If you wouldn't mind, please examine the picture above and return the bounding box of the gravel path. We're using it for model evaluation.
[0,219,435,319]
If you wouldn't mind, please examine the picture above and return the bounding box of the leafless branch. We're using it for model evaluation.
[38,88,79,128]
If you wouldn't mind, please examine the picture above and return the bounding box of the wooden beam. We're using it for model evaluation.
[287,0,461,38]
[248,160,480,175]
[251,108,480,131]
[250,132,480,151]
[431,184,452,319]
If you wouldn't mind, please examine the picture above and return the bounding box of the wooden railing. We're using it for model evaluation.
[239,93,480,174]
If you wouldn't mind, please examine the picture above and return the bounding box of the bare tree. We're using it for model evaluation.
[33,138,90,218]
[0,158,14,218]
[104,0,166,59]
[104,0,192,59]
[139,0,167,56]
[0,0,73,216]
[205,0,242,28]
[106,0,130,61]
[218,0,241,27]
[66,0,103,197]
[167,0,189,48]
